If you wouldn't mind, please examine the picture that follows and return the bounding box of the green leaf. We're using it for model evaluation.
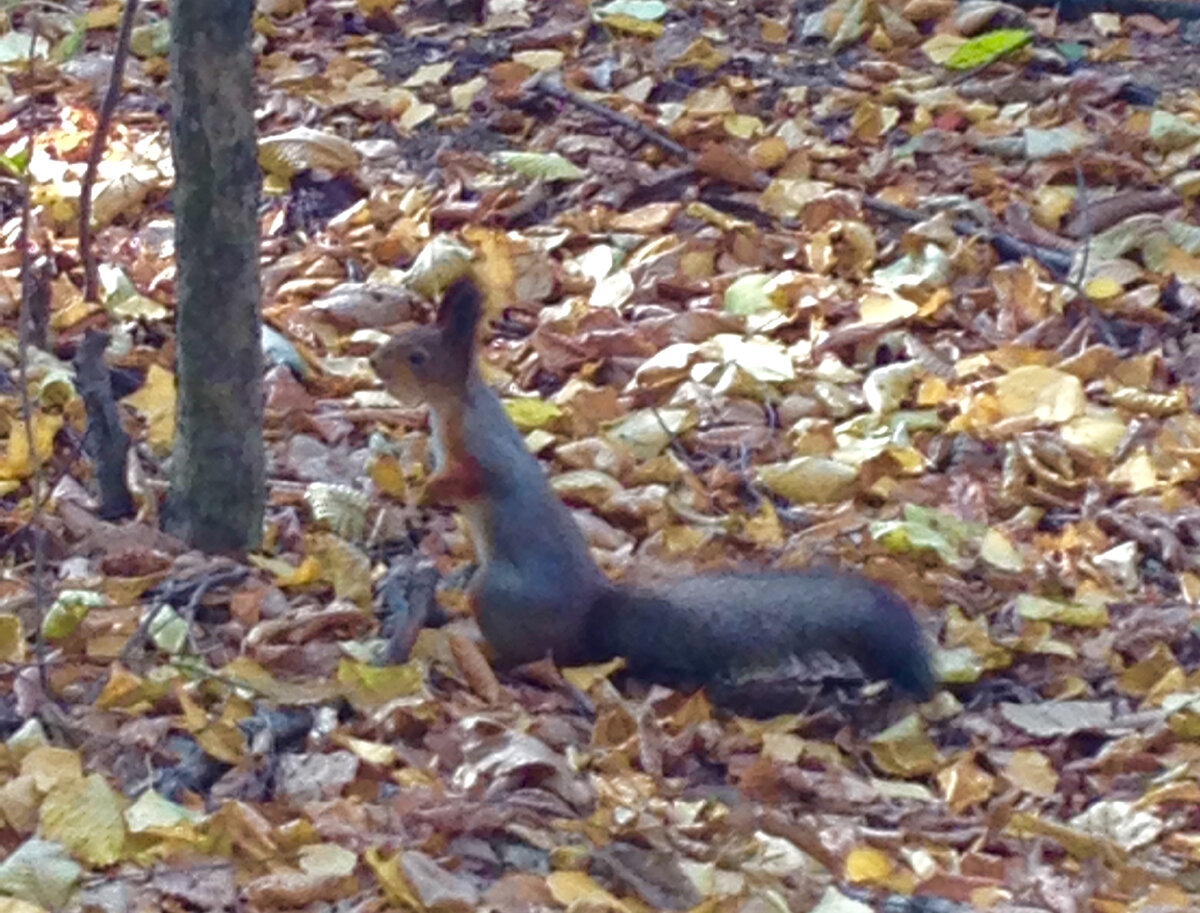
[130,19,171,58]
[593,0,669,19]
[0,838,82,909]
[44,590,105,641]
[148,605,189,655]
[723,272,774,315]
[492,151,585,181]
[944,29,1032,71]
[0,146,30,177]
[1056,41,1087,62]
[51,20,86,62]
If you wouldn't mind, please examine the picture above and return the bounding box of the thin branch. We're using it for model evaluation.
[521,76,1076,279]
[15,13,55,709]
[528,73,692,161]
[80,0,139,302]
[1071,162,1092,293]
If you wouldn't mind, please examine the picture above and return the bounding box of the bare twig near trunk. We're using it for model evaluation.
[79,0,140,302]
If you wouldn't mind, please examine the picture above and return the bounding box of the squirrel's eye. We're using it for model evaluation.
[408,350,428,367]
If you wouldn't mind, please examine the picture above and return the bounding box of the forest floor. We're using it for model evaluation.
[3,0,1200,910]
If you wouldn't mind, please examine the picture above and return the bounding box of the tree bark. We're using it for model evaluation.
[164,0,264,552]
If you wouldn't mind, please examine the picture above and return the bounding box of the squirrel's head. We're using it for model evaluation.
[370,275,483,404]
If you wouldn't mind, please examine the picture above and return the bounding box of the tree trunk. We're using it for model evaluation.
[164,0,264,552]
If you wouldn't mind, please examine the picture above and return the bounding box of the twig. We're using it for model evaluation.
[1071,163,1091,294]
[118,567,248,667]
[79,860,235,891]
[14,11,56,710]
[4,0,76,14]
[1070,163,1125,350]
[520,77,1076,279]
[168,656,270,697]
[79,0,139,302]
[528,73,692,161]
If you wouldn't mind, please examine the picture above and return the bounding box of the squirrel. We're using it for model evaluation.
[369,275,936,701]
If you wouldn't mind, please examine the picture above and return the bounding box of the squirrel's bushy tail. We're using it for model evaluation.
[590,570,935,699]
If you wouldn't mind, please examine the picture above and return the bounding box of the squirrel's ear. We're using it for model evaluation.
[436,276,483,348]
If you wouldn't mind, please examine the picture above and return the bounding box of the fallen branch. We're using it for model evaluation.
[529,73,691,161]
[524,75,1077,278]
[1004,0,1200,20]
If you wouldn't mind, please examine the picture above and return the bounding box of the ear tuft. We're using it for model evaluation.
[436,275,483,348]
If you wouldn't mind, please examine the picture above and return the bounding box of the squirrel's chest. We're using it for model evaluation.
[427,413,492,559]
[459,501,492,564]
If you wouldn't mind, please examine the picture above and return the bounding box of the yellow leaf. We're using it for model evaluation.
[219,656,343,704]
[599,13,663,37]
[1084,276,1123,301]
[259,127,360,180]
[398,102,436,131]
[757,457,859,503]
[980,528,1023,572]
[451,76,487,111]
[503,397,562,431]
[0,412,62,481]
[672,36,728,71]
[936,753,995,812]
[95,663,147,710]
[1005,747,1058,797]
[0,775,39,835]
[311,533,372,606]
[332,734,397,767]
[0,615,23,663]
[364,848,419,908]
[124,789,201,832]
[249,553,322,588]
[546,871,631,910]
[21,746,83,793]
[298,843,358,878]
[194,722,247,765]
[1033,185,1075,229]
[870,714,942,777]
[39,774,128,866]
[402,62,453,88]
[859,289,919,324]
[845,846,894,884]
[741,500,784,547]
[1005,812,1125,865]
[1062,412,1127,457]
[337,659,425,711]
[1109,448,1158,493]
[367,452,407,499]
[1118,643,1181,698]
[994,365,1085,424]
[1016,594,1109,628]
[922,33,965,64]
[561,658,625,692]
[121,364,176,455]
[84,3,123,28]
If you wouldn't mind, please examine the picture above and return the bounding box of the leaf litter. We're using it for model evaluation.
[2,0,1200,910]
